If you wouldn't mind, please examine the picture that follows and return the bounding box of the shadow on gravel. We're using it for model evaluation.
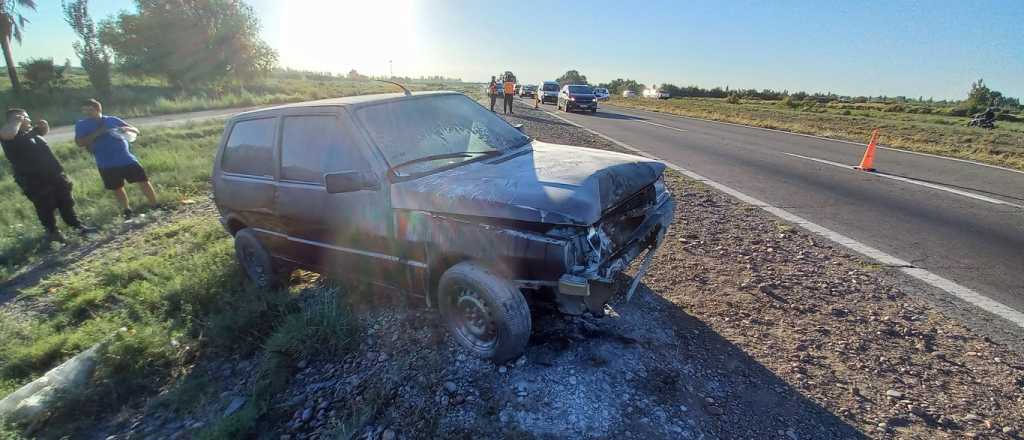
[520,282,868,439]
[92,276,870,439]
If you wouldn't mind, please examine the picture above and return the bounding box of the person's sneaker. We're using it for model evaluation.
[74,225,98,235]
[45,230,67,243]
[123,208,134,220]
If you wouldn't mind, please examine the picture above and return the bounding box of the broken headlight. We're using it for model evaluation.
[653,175,668,202]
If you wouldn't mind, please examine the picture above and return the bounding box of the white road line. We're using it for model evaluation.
[603,103,1024,176]
[782,152,1024,209]
[639,120,688,133]
[542,107,1024,329]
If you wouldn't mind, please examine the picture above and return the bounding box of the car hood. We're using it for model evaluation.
[570,94,596,100]
[391,141,665,225]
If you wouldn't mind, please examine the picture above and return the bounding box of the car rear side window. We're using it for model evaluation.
[222,118,276,177]
[280,115,370,184]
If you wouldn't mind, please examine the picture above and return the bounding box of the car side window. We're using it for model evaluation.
[280,115,370,184]
[222,118,276,177]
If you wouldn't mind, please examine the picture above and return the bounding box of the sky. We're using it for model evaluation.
[12,0,1024,100]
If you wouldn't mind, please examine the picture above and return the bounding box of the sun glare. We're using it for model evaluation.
[277,0,417,75]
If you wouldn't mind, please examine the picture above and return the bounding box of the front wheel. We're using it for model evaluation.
[438,262,531,363]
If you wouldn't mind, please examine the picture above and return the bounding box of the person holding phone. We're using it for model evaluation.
[1,108,95,242]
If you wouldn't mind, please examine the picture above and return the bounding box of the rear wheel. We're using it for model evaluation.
[234,228,279,289]
[438,262,531,363]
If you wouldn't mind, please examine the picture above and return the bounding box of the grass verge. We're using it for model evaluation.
[609,96,1024,171]
[0,208,359,436]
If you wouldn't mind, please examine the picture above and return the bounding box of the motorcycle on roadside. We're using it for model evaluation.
[967,117,996,129]
[968,107,998,129]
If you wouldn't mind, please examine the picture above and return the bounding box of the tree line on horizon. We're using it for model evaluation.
[589,74,1020,114]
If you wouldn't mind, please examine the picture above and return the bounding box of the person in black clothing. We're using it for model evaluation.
[487,76,498,112]
[0,108,94,242]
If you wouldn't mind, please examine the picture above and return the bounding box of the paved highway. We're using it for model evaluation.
[536,100,1024,323]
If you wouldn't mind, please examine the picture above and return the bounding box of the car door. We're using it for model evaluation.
[273,109,395,283]
[215,115,289,254]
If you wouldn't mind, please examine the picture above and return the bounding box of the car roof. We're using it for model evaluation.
[230,90,463,120]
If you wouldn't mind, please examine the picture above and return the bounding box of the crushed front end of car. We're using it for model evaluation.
[551,176,674,314]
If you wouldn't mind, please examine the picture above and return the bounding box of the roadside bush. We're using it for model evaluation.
[19,58,68,93]
[725,94,740,104]
[997,113,1021,122]
[780,96,800,108]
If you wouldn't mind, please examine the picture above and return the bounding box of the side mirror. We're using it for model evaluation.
[513,123,525,133]
[325,171,379,194]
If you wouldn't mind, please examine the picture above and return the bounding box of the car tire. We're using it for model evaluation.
[234,228,280,289]
[591,108,597,113]
[438,261,531,363]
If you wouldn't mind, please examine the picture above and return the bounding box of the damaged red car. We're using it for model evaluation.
[212,91,675,362]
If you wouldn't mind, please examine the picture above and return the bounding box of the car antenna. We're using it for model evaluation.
[376,80,412,96]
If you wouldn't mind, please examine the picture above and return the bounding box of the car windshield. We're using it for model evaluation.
[357,94,530,177]
[542,83,559,91]
[568,85,593,94]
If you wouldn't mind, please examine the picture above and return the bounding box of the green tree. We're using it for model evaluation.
[965,78,992,110]
[63,0,112,97]
[0,0,36,94]
[557,70,587,86]
[20,57,62,92]
[599,78,644,95]
[346,69,367,80]
[99,0,278,90]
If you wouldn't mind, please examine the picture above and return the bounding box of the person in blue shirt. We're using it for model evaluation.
[74,99,157,219]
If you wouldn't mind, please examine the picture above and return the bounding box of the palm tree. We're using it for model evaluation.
[0,0,37,94]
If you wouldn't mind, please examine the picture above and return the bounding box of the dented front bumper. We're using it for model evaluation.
[555,193,675,314]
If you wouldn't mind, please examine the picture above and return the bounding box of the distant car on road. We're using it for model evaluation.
[212,91,674,363]
[593,88,610,101]
[519,84,537,98]
[644,88,670,99]
[539,81,559,104]
[622,90,638,98]
[558,84,598,113]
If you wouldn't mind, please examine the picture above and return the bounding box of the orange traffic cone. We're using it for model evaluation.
[855,129,879,172]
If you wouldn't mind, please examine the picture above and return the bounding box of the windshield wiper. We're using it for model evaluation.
[388,150,501,175]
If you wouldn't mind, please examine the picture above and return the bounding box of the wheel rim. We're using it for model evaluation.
[449,285,497,351]
[240,243,267,286]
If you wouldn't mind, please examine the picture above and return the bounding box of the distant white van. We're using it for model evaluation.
[622,90,638,98]
[644,88,669,99]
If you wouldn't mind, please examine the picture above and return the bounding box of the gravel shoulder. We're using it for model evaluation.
[93,101,1024,439]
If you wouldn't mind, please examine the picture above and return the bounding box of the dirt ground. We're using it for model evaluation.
[91,101,1024,439]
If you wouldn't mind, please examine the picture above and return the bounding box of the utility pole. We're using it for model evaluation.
[389,60,393,79]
